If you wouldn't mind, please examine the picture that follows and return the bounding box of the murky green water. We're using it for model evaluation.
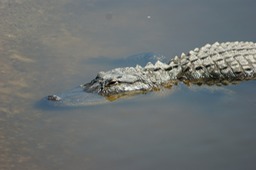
[1,0,256,170]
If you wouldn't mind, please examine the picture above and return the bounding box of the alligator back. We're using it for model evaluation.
[174,41,256,85]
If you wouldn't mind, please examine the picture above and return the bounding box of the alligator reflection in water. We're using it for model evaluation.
[46,41,256,106]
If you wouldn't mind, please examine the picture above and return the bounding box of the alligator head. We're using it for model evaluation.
[82,66,154,100]
[44,67,152,106]
[46,60,181,105]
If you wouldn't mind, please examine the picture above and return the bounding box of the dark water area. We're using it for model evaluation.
[1,0,256,170]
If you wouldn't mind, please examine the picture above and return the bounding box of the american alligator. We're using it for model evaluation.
[46,41,256,106]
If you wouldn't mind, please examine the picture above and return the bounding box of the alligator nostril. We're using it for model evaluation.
[47,95,62,101]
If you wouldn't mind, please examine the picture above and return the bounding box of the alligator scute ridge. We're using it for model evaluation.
[47,41,256,103]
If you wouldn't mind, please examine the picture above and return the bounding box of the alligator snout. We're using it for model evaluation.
[47,94,62,101]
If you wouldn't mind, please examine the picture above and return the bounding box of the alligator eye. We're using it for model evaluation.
[107,80,119,86]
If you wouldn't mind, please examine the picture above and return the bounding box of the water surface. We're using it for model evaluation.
[1,0,256,170]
